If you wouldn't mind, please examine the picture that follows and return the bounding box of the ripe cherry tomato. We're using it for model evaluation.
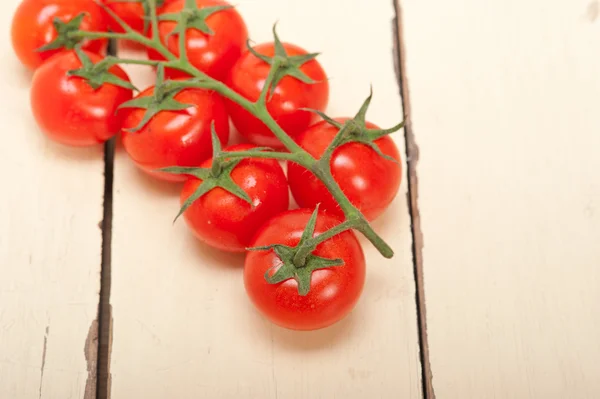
[244,209,365,331]
[11,0,108,70]
[225,42,329,148]
[287,119,402,221]
[121,86,229,182]
[99,0,176,35]
[180,144,290,252]
[30,50,133,146]
[147,0,248,81]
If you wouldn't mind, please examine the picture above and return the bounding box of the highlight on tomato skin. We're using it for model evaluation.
[30,50,133,147]
[147,0,249,81]
[11,0,109,70]
[120,86,230,182]
[244,209,366,331]
[225,42,330,148]
[180,144,290,253]
[287,118,402,222]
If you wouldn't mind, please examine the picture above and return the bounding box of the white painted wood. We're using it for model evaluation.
[0,1,104,398]
[109,1,421,398]
[399,0,600,397]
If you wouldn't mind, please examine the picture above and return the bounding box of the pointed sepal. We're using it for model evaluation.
[66,49,137,91]
[248,206,345,296]
[158,0,232,37]
[251,23,322,101]
[118,66,193,132]
[317,90,406,165]
[300,108,343,128]
[251,244,344,297]
[118,94,191,132]
[36,13,87,52]
[159,130,253,222]
[298,204,319,250]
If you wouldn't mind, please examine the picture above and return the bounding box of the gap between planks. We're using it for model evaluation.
[96,36,118,399]
[393,1,435,398]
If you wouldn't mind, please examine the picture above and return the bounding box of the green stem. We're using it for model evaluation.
[71,30,175,61]
[99,57,161,68]
[313,166,358,220]
[221,150,304,163]
[357,222,394,258]
[178,25,189,63]
[70,31,130,41]
[257,58,281,105]
[70,11,394,261]
[293,220,354,266]
[210,159,223,177]
[256,107,307,155]
[148,0,160,42]
[314,166,394,258]
[179,76,310,156]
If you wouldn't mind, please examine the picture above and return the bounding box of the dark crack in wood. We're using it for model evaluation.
[392,1,435,398]
[96,37,117,399]
[38,325,49,399]
[84,319,99,399]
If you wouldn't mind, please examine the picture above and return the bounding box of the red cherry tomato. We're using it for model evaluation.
[244,209,365,331]
[287,119,402,221]
[30,50,133,146]
[99,0,176,35]
[225,42,329,148]
[11,0,108,70]
[147,0,248,81]
[121,86,229,182]
[180,144,290,252]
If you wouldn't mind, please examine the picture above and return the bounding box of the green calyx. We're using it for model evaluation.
[160,125,252,222]
[159,0,232,36]
[308,89,406,164]
[250,24,321,101]
[118,65,193,132]
[67,48,137,91]
[248,205,344,296]
[37,13,87,52]
[66,5,397,268]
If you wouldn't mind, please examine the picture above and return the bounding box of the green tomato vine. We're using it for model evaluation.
[57,0,405,294]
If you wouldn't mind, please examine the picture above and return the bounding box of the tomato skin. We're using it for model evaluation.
[226,43,329,148]
[11,0,108,70]
[30,50,133,147]
[180,144,290,252]
[121,86,230,182]
[244,209,365,331]
[99,0,176,34]
[287,119,402,221]
[147,0,248,81]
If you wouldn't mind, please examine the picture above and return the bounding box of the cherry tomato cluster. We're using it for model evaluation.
[10,0,403,331]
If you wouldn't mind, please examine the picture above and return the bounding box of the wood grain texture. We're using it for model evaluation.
[109,1,422,398]
[0,1,104,398]
[398,0,600,397]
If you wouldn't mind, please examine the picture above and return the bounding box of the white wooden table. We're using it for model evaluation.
[1,0,599,398]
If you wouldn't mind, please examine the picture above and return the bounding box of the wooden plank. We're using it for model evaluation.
[109,1,422,398]
[0,1,105,398]
[398,0,600,397]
